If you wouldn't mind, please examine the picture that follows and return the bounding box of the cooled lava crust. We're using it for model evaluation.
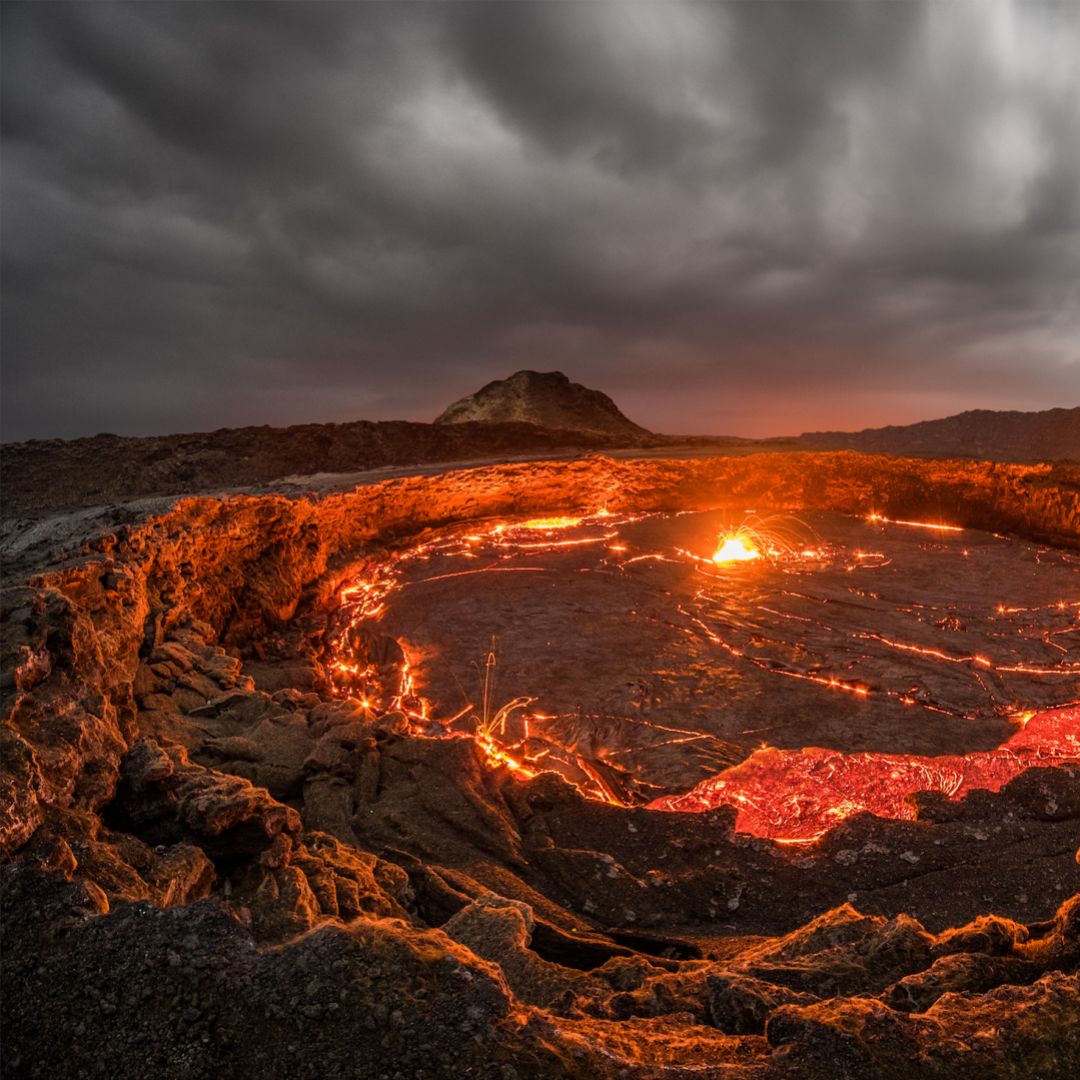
[3,451,1080,1080]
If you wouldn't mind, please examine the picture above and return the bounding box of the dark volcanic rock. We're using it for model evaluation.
[115,739,302,857]
[708,972,820,1034]
[799,405,1080,462]
[435,369,652,439]
[0,417,630,518]
[3,450,1079,1078]
[882,952,1042,1013]
[767,972,1080,1079]
[0,863,553,1080]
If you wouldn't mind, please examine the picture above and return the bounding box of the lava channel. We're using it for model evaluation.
[648,705,1080,841]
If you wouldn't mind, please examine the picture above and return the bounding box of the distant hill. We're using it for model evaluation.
[435,370,651,440]
[798,407,1080,462]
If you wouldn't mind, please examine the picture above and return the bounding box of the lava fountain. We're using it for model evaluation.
[712,533,761,564]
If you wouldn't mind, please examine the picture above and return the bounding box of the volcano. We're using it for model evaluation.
[3,438,1079,1079]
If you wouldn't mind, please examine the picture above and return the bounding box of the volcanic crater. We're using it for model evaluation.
[4,451,1080,1079]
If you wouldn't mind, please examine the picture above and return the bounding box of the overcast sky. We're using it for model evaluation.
[2,1,1078,441]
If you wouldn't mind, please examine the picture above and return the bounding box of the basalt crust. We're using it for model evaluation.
[2,451,1079,1079]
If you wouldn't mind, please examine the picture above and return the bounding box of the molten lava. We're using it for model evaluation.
[513,515,586,530]
[648,706,1080,841]
[325,509,638,791]
[707,514,827,566]
[712,535,761,564]
[866,512,965,533]
[326,505,1080,842]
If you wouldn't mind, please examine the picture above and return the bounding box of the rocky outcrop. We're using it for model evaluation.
[435,370,652,439]
[0,863,544,1080]
[4,854,1078,1078]
[115,739,302,857]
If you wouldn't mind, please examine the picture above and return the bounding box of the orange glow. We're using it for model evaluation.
[712,534,761,564]
[866,512,964,533]
[473,729,540,779]
[704,514,826,568]
[511,515,584,531]
[649,705,1080,841]
[326,506,1079,837]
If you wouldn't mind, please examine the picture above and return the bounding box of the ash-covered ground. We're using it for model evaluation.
[3,451,1079,1079]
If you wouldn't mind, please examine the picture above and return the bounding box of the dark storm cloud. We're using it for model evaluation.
[2,1,1078,441]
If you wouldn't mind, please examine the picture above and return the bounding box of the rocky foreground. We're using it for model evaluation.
[3,451,1079,1078]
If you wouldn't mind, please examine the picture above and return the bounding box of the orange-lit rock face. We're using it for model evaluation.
[326,504,1080,823]
[5,451,1080,1080]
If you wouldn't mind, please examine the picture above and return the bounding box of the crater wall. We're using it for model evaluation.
[3,451,1079,1079]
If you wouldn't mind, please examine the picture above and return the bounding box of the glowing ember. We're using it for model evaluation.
[712,535,761,564]
[648,706,1080,840]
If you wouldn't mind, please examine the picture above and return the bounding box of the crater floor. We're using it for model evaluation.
[337,509,1080,797]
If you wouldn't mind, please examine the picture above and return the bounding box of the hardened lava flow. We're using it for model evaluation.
[3,452,1080,1079]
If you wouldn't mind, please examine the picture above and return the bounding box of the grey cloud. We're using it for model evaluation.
[2,0,1078,442]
